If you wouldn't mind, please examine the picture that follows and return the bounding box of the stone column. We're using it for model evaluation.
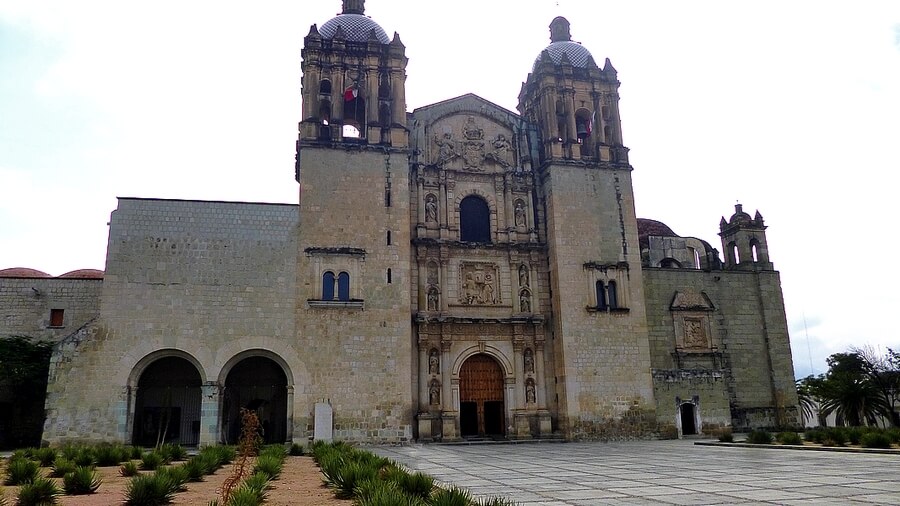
[285,385,295,443]
[440,339,452,411]
[119,386,135,443]
[513,341,525,409]
[534,342,547,408]
[199,382,221,446]
[439,260,450,311]
[418,342,430,408]
[392,70,406,127]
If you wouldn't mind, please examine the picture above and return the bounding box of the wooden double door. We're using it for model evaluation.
[459,354,505,437]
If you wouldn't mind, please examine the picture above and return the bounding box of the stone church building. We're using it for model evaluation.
[0,1,798,446]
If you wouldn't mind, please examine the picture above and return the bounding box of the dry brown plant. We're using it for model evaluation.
[219,408,262,504]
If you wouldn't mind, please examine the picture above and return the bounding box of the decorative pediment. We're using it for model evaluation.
[670,290,714,311]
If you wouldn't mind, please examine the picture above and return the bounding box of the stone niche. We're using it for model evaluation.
[429,115,516,173]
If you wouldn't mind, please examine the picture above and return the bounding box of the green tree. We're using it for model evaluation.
[813,353,885,427]
[0,336,53,449]
[851,346,900,427]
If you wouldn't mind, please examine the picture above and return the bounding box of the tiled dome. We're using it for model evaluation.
[0,267,52,278]
[320,14,390,44]
[534,17,595,70]
[58,269,104,279]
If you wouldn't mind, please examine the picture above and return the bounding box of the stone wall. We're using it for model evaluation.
[0,277,102,342]
[296,147,414,443]
[43,198,301,445]
[643,267,799,431]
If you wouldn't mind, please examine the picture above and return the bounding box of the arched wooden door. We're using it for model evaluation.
[459,354,505,437]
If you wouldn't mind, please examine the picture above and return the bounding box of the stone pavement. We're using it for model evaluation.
[374,440,900,505]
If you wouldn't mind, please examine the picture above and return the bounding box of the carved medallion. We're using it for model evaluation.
[683,317,708,349]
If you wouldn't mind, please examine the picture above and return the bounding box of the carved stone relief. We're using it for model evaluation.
[427,262,439,285]
[428,348,440,375]
[434,133,458,167]
[425,194,438,223]
[458,262,500,305]
[427,286,440,311]
[683,317,708,349]
[462,116,485,170]
[525,378,536,404]
[429,379,441,405]
[519,288,532,313]
[524,348,534,374]
[486,134,512,167]
[518,264,530,288]
[514,199,527,227]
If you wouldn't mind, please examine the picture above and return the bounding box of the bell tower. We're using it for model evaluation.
[719,204,774,270]
[518,18,655,438]
[293,1,414,442]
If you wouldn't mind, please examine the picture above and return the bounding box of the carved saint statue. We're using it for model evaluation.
[486,134,512,167]
[427,287,439,312]
[518,264,529,288]
[429,380,441,405]
[514,200,526,227]
[482,273,496,304]
[524,348,534,374]
[519,289,531,313]
[425,194,438,223]
[525,379,536,404]
[428,349,439,375]
[434,133,457,166]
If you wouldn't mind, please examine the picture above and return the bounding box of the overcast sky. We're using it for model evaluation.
[1,1,898,378]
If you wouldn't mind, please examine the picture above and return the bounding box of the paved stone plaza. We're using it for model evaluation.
[375,440,900,505]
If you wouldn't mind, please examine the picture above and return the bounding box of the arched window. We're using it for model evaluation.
[607,281,618,309]
[730,242,740,264]
[379,102,391,127]
[322,271,335,300]
[337,272,350,301]
[343,90,366,139]
[319,99,332,124]
[659,258,682,269]
[596,280,607,310]
[378,73,391,99]
[575,108,592,142]
[319,79,332,95]
[688,247,701,269]
[750,239,760,262]
[459,195,491,243]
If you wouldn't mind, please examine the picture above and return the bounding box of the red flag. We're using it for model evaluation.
[343,86,358,101]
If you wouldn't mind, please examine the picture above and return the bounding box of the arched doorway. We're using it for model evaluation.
[459,354,505,438]
[223,356,288,444]
[680,403,697,436]
[132,356,202,447]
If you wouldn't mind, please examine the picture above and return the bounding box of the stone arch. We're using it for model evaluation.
[453,188,498,214]
[452,345,514,379]
[219,349,293,444]
[217,348,295,386]
[127,348,208,388]
[677,399,700,437]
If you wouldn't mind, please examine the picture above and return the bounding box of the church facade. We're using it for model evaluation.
[0,1,798,446]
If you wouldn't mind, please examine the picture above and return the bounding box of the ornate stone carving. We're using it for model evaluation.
[429,379,441,405]
[427,262,439,285]
[461,116,485,170]
[486,134,512,167]
[427,286,440,311]
[428,348,440,375]
[518,264,530,288]
[514,199,527,227]
[425,193,438,222]
[434,133,458,167]
[525,378,536,404]
[459,262,500,305]
[683,317,708,349]
[519,288,531,313]
[524,348,534,374]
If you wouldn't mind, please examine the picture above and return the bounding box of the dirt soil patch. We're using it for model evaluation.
[0,456,350,505]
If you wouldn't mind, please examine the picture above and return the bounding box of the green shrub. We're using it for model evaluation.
[824,427,847,447]
[49,457,76,478]
[120,461,140,477]
[140,452,164,471]
[94,444,127,466]
[259,445,287,459]
[288,443,304,456]
[73,448,95,467]
[354,479,424,506]
[182,458,206,482]
[13,477,60,506]
[4,458,39,485]
[63,466,102,495]
[846,427,863,445]
[129,446,145,460]
[59,445,80,462]
[331,461,380,499]
[804,428,825,444]
[429,486,473,506]
[477,498,516,506]
[746,430,773,444]
[253,455,283,481]
[776,432,802,445]
[242,472,272,494]
[159,444,187,462]
[0,487,7,506]
[394,471,434,499]
[155,465,189,493]
[33,448,57,468]
[718,431,733,442]
[860,432,893,449]
[124,473,176,506]
[226,485,264,506]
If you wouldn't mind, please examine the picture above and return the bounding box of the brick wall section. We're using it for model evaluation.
[0,278,102,341]
[643,267,799,430]
[297,147,413,442]
[43,198,300,444]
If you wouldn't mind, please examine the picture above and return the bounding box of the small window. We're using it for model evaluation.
[386,230,392,245]
[319,79,332,95]
[387,268,392,284]
[459,195,491,243]
[49,308,64,327]
[730,242,740,264]
[750,240,760,262]
[322,271,335,300]
[607,281,618,309]
[337,272,350,301]
[595,281,607,310]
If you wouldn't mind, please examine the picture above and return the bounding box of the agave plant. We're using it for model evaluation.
[49,457,77,478]
[14,477,61,505]
[63,466,102,495]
